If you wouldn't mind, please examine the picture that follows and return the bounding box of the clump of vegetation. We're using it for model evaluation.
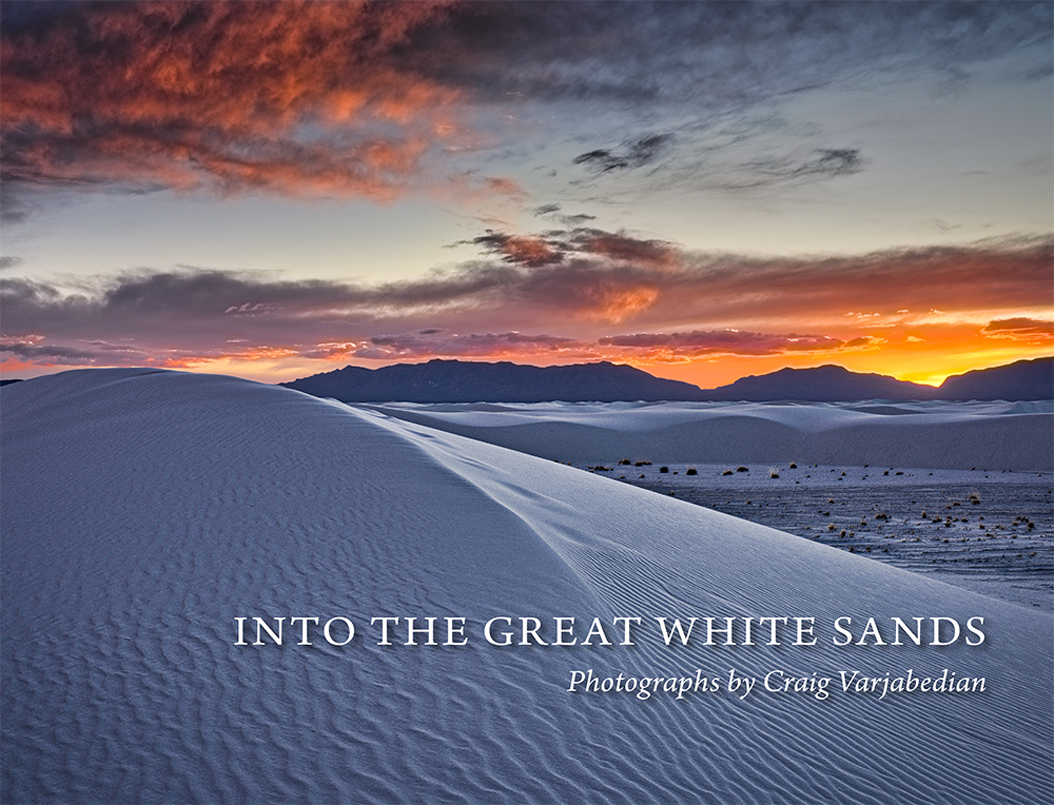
[736,466,749,473]
[721,469,733,476]
[634,460,652,467]
[789,462,798,469]
[618,458,632,465]
[659,466,669,473]
[769,469,780,479]
[686,467,698,476]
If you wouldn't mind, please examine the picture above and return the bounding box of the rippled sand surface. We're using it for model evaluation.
[3,370,1051,804]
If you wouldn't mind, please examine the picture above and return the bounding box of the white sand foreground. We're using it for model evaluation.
[2,369,1051,804]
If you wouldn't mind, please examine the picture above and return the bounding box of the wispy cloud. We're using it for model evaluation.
[599,330,855,359]
[982,318,1054,340]
[573,134,673,174]
[736,148,865,185]
[343,331,589,361]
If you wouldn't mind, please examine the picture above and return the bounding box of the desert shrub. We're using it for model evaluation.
[736,466,749,473]
[659,466,669,473]
[686,467,698,476]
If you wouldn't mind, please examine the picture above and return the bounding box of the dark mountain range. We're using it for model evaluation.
[280,356,1053,403]
[700,364,937,402]
[936,357,1053,401]
[280,360,706,403]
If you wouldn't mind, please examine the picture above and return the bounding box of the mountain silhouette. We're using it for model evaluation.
[280,356,1053,403]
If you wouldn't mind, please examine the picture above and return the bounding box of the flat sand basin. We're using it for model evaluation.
[595,463,1053,611]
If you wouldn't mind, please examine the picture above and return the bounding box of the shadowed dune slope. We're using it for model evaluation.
[2,370,1052,804]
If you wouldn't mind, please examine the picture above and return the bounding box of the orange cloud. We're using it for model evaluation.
[0,1,521,201]
[981,318,1054,341]
[599,330,859,361]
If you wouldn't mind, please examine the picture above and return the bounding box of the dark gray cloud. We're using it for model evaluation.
[532,203,561,216]
[573,134,673,174]
[459,231,566,267]
[355,331,586,360]
[599,329,851,357]
[455,226,674,268]
[0,256,24,270]
[981,318,1054,337]
[418,2,1052,109]
[723,147,866,189]
[793,149,863,178]
[0,334,156,366]
[531,203,597,227]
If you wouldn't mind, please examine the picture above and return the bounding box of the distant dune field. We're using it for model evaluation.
[366,398,1054,471]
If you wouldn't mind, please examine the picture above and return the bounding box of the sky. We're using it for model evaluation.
[1,0,1052,388]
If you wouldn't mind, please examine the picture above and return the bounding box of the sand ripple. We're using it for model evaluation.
[2,370,1051,804]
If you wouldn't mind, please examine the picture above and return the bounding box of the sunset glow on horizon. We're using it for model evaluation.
[2,1,1051,389]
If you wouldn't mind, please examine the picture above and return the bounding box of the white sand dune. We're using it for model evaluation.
[2,369,1051,804]
[367,399,1054,471]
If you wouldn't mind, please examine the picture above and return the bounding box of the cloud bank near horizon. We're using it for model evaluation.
[3,231,1050,375]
